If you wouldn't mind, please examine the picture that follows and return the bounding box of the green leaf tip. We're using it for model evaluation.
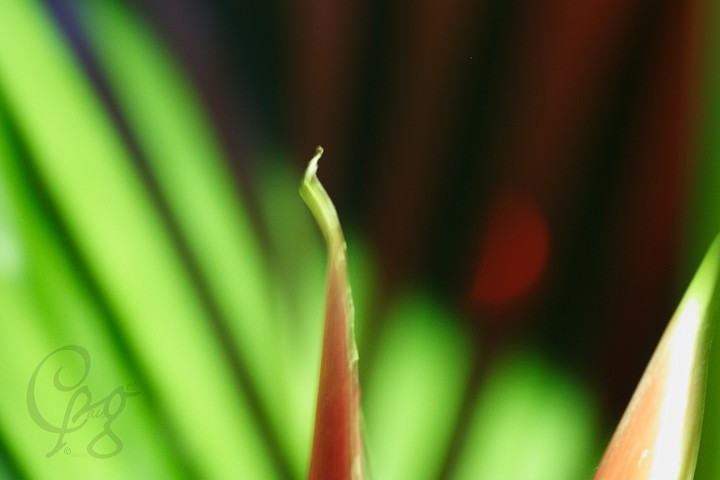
[300,146,343,250]
[301,147,363,480]
[594,235,720,480]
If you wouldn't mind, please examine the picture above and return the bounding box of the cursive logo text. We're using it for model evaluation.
[27,345,139,459]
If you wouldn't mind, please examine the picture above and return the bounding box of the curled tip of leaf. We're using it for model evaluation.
[305,145,324,180]
[302,149,363,480]
[300,146,342,250]
[595,236,720,480]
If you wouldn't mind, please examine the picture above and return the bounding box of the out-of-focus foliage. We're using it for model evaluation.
[688,1,720,478]
[0,0,716,479]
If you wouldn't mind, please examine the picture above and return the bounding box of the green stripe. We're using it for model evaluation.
[71,0,296,473]
[0,2,277,477]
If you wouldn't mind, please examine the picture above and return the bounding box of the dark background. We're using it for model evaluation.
[99,0,708,433]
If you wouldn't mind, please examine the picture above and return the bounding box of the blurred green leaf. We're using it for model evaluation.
[453,350,600,480]
[0,110,184,479]
[70,0,301,473]
[0,2,277,477]
[3,2,696,479]
[364,292,472,479]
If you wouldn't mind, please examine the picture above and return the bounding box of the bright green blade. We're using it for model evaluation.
[364,292,472,479]
[256,154,326,474]
[0,2,277,477]
[0,108,55,480]
[67,3,295,470]
[453,350,600,480]
[0,112,184,478]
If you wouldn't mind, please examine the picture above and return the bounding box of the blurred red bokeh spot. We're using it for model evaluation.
[470,187,550,308]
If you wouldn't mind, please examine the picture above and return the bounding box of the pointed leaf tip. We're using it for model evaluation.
[302,149,363,480]
[595,237,720,480]
[300,146,342,250]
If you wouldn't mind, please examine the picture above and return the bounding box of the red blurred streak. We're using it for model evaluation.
[309,249,362,480]
[600,0,704,414]
[502,0,642,215]
[462,0,642,330]
[370,0,483,288]
[290,0,364,193]
[470,187,550,309]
